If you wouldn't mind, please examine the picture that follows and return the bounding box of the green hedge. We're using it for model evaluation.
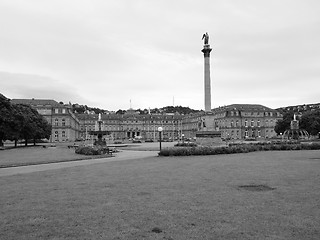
[75,146,110,155]
[174,142,197,147]
[158,143,320,156]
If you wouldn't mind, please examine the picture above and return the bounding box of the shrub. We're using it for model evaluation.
[158,142,320,157]
[174,142,197,147]
[75,146,110,155]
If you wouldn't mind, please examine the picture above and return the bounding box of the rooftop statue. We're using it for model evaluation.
[202,32,209,45]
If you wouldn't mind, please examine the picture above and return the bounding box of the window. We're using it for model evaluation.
[54,131,58,138]
[251,119,254,127]
[62,119,66,126]
[54,109,59,114]
[245,130,248,137]
[236,120,239,127]
[62,109,66,114]
[231,120,234,127]
[55,118,59,126]
[265,120,269,127]
[245,119,248,127]
[257,119,260,127]
[62,131,66,137]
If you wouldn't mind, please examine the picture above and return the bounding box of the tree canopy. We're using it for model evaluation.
[275,110,320,136]
[0,94,52,147]
[274,111,295,134]
[300,110,320,136]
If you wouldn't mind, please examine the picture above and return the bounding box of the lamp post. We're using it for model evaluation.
[158,127,163,151]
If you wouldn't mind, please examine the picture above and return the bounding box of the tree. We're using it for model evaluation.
[32,115,52,145]
[0,94,15,147]
[13,104,37,146]
[300,110,320,136]
[274,111,295,134]
[13,104,51,146]
[116,109,126,115]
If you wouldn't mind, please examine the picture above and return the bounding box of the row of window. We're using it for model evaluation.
[55,118,66,126]
[54,108,67,114]
[219,119,274,128]
[223,129,275,138]
[54,131,67,138]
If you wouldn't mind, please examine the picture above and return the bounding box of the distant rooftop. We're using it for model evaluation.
[11,98,62,107]
[213,104,276,112]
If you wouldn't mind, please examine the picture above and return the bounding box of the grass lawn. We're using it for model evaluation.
[1,150,320,239]
[0,146,111,168]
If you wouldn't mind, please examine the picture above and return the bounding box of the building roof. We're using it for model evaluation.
[11,98,62,107]
[76,113,183,121]
[212,104,276,113]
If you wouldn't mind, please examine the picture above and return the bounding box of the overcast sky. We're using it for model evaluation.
[0,0,319,111]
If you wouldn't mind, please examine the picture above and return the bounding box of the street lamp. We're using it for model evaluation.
[158,127,163,151]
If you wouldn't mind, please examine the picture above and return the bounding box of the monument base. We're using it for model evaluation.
[196,131,223,146]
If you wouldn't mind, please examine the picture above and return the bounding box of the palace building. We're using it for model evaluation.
[76,112,183,142]
[181,104,281,140]
[11,99,281,143]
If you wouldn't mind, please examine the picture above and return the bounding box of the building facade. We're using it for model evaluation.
[181,104,282,140]
[11,99,282,142]
[11,99,81,142]
[77,112,183,142]
[213,104,282,139]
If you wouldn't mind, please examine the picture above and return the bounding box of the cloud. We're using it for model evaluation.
[0,0,319,111]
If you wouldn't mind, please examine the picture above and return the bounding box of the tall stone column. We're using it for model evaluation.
[201,35,212,112]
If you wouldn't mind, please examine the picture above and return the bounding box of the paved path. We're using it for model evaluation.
[0,150,158,177]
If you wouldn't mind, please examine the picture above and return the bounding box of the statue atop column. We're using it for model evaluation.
[202,32,209,45]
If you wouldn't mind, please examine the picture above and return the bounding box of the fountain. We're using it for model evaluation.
[283,114,309,140]
[89,113,108,146]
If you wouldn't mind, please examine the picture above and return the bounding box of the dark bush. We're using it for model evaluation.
[174,142,197,147]
[158,142,320,157]
[75,146,110,155]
